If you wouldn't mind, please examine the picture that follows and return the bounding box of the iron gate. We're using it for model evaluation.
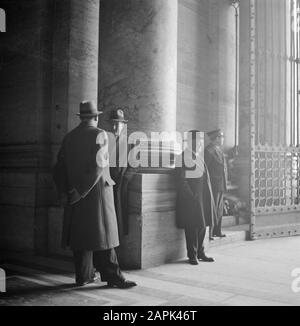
[248,0,300,239]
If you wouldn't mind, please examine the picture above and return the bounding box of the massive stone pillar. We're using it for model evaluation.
[51,0,100,149]
[208,0,237,150]
[99,0,177,135]
[0,0,54,253]
[234,0,253,236]
[48,0,100,256]
[99,0,182,269]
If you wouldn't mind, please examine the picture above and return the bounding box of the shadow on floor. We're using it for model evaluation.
[0,277,111,298]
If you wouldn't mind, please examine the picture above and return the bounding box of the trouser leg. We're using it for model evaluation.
[213,192,224,236]
[93,248,125,283]
[214,217,223,236]
[113,186,124,240]
[197,227,206,257]
[73,251,94,284]
[185,227,198,260]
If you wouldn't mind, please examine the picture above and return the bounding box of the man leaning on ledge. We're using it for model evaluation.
[53,101,136,289]
[176,130,215,265]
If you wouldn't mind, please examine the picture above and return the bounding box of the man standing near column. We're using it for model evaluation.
[53,101,136,289]
[176,130,215,265]
[205,129,227,239]
[108,109,130,237]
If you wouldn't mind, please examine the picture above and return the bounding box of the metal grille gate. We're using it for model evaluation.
[249,0,300,239]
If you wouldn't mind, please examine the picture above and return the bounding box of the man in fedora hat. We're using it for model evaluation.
[108,108,131,238]
[53,101,136,289]
[204,129,228,239]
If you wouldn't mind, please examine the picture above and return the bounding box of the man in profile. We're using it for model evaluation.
[53,101,136,289]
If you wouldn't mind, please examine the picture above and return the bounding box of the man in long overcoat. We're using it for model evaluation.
[205,129,227,239]
[53,101,136,289]
[176,130,215,265]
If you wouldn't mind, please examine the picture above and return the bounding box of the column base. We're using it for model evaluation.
[118,173,186,270]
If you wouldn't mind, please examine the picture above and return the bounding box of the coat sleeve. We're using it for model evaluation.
[203,164,218,227]
[77,129,108,199]
[204,148,213,172]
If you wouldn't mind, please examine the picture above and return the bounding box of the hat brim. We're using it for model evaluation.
[76,111,103,117]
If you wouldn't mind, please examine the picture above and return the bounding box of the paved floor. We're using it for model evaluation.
[0,236,300,306]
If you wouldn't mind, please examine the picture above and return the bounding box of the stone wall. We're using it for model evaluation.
[0,0,100,255]
[177,0,210,133]
[98,0,177,135]
[177,0,236,150]
[0,0,54,253]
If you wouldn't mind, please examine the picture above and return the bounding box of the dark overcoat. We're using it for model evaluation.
[175,152,216,230]
[53,124,119,251]
[204,143,227,193]
[204,143,227,222]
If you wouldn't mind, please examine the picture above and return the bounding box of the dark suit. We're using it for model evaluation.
[176,151,215,260]
[53,123,124,284]
[204,143,227,236]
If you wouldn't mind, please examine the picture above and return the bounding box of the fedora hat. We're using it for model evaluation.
[76,101,103,117]
[109,109,128,123]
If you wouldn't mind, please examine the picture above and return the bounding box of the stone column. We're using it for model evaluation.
[234,0,253,218]
[0,0,55,254]
[51,0,100,148]
[99,0,183,269]
[208,0,236,150]
[48,0,100,256]
[99,0,178,135]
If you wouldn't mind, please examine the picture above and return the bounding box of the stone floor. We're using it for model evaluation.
[0,236,300,306]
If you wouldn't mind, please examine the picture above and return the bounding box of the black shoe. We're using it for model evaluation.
[214,233,226,238]
[198,254,215,262]
[76,272,101,287]
[107,279,137,289]
[209,237,215,241]
[189,259,199,265]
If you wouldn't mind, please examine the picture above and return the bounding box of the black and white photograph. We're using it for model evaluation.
[0,0,300,310]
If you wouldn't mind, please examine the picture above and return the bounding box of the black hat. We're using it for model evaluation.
[207,129,224,140]
[109,109,128,123]
[76,101,103,117]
